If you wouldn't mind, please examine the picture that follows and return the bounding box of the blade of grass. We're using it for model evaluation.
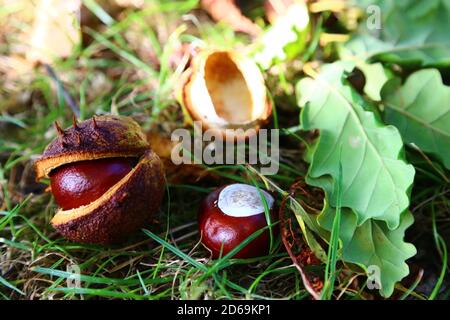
[82,0,115,25]
[321,160,343,300]
[0,275,25,296]
[429,200,448,300]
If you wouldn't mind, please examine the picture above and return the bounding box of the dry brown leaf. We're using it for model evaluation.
[264,0,295,24]
[0,55,34,79]
[147,131,218,184]
[0,55,34,113]
[201,0,261,36]
[0,1,35,58]
[279,180,324,300]
[26,0,81,64]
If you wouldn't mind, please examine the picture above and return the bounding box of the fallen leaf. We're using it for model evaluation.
[264,0,295,24]
[26,0,82,64]
[0,55,34,79]
[279,180,324,300]
[147,131,219,184]
[201,0,261,36]
[0,55,34,113]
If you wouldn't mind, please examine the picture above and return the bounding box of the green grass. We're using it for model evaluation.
[321,161,343,300]
[0,0,449,300]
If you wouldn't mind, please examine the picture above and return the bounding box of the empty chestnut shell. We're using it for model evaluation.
[35,115,165,244]
[181,50,272,141]
[198,183,275,259]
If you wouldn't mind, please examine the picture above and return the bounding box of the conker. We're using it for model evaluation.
[50,157,136,210]
[198,183,275,259]
[35,115,165,244]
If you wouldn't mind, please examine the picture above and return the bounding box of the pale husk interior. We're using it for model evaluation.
[188,51,268,126]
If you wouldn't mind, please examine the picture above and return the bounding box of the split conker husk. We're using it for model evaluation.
[35,115,165,244]
[198,183,276,259]
[181,50,272,141]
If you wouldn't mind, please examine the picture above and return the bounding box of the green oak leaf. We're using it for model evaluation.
[296,62,415,230]
[318,205,416,298]
[343,0,450,68]
[381,69,450,169]
[352,62,393,101]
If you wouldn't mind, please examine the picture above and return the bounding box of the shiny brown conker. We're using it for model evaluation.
[50,157,136,210]
[198,183,275,259]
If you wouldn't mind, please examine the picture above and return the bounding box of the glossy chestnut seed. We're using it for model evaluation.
[198,183,275,259]
[50,157,136,210]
